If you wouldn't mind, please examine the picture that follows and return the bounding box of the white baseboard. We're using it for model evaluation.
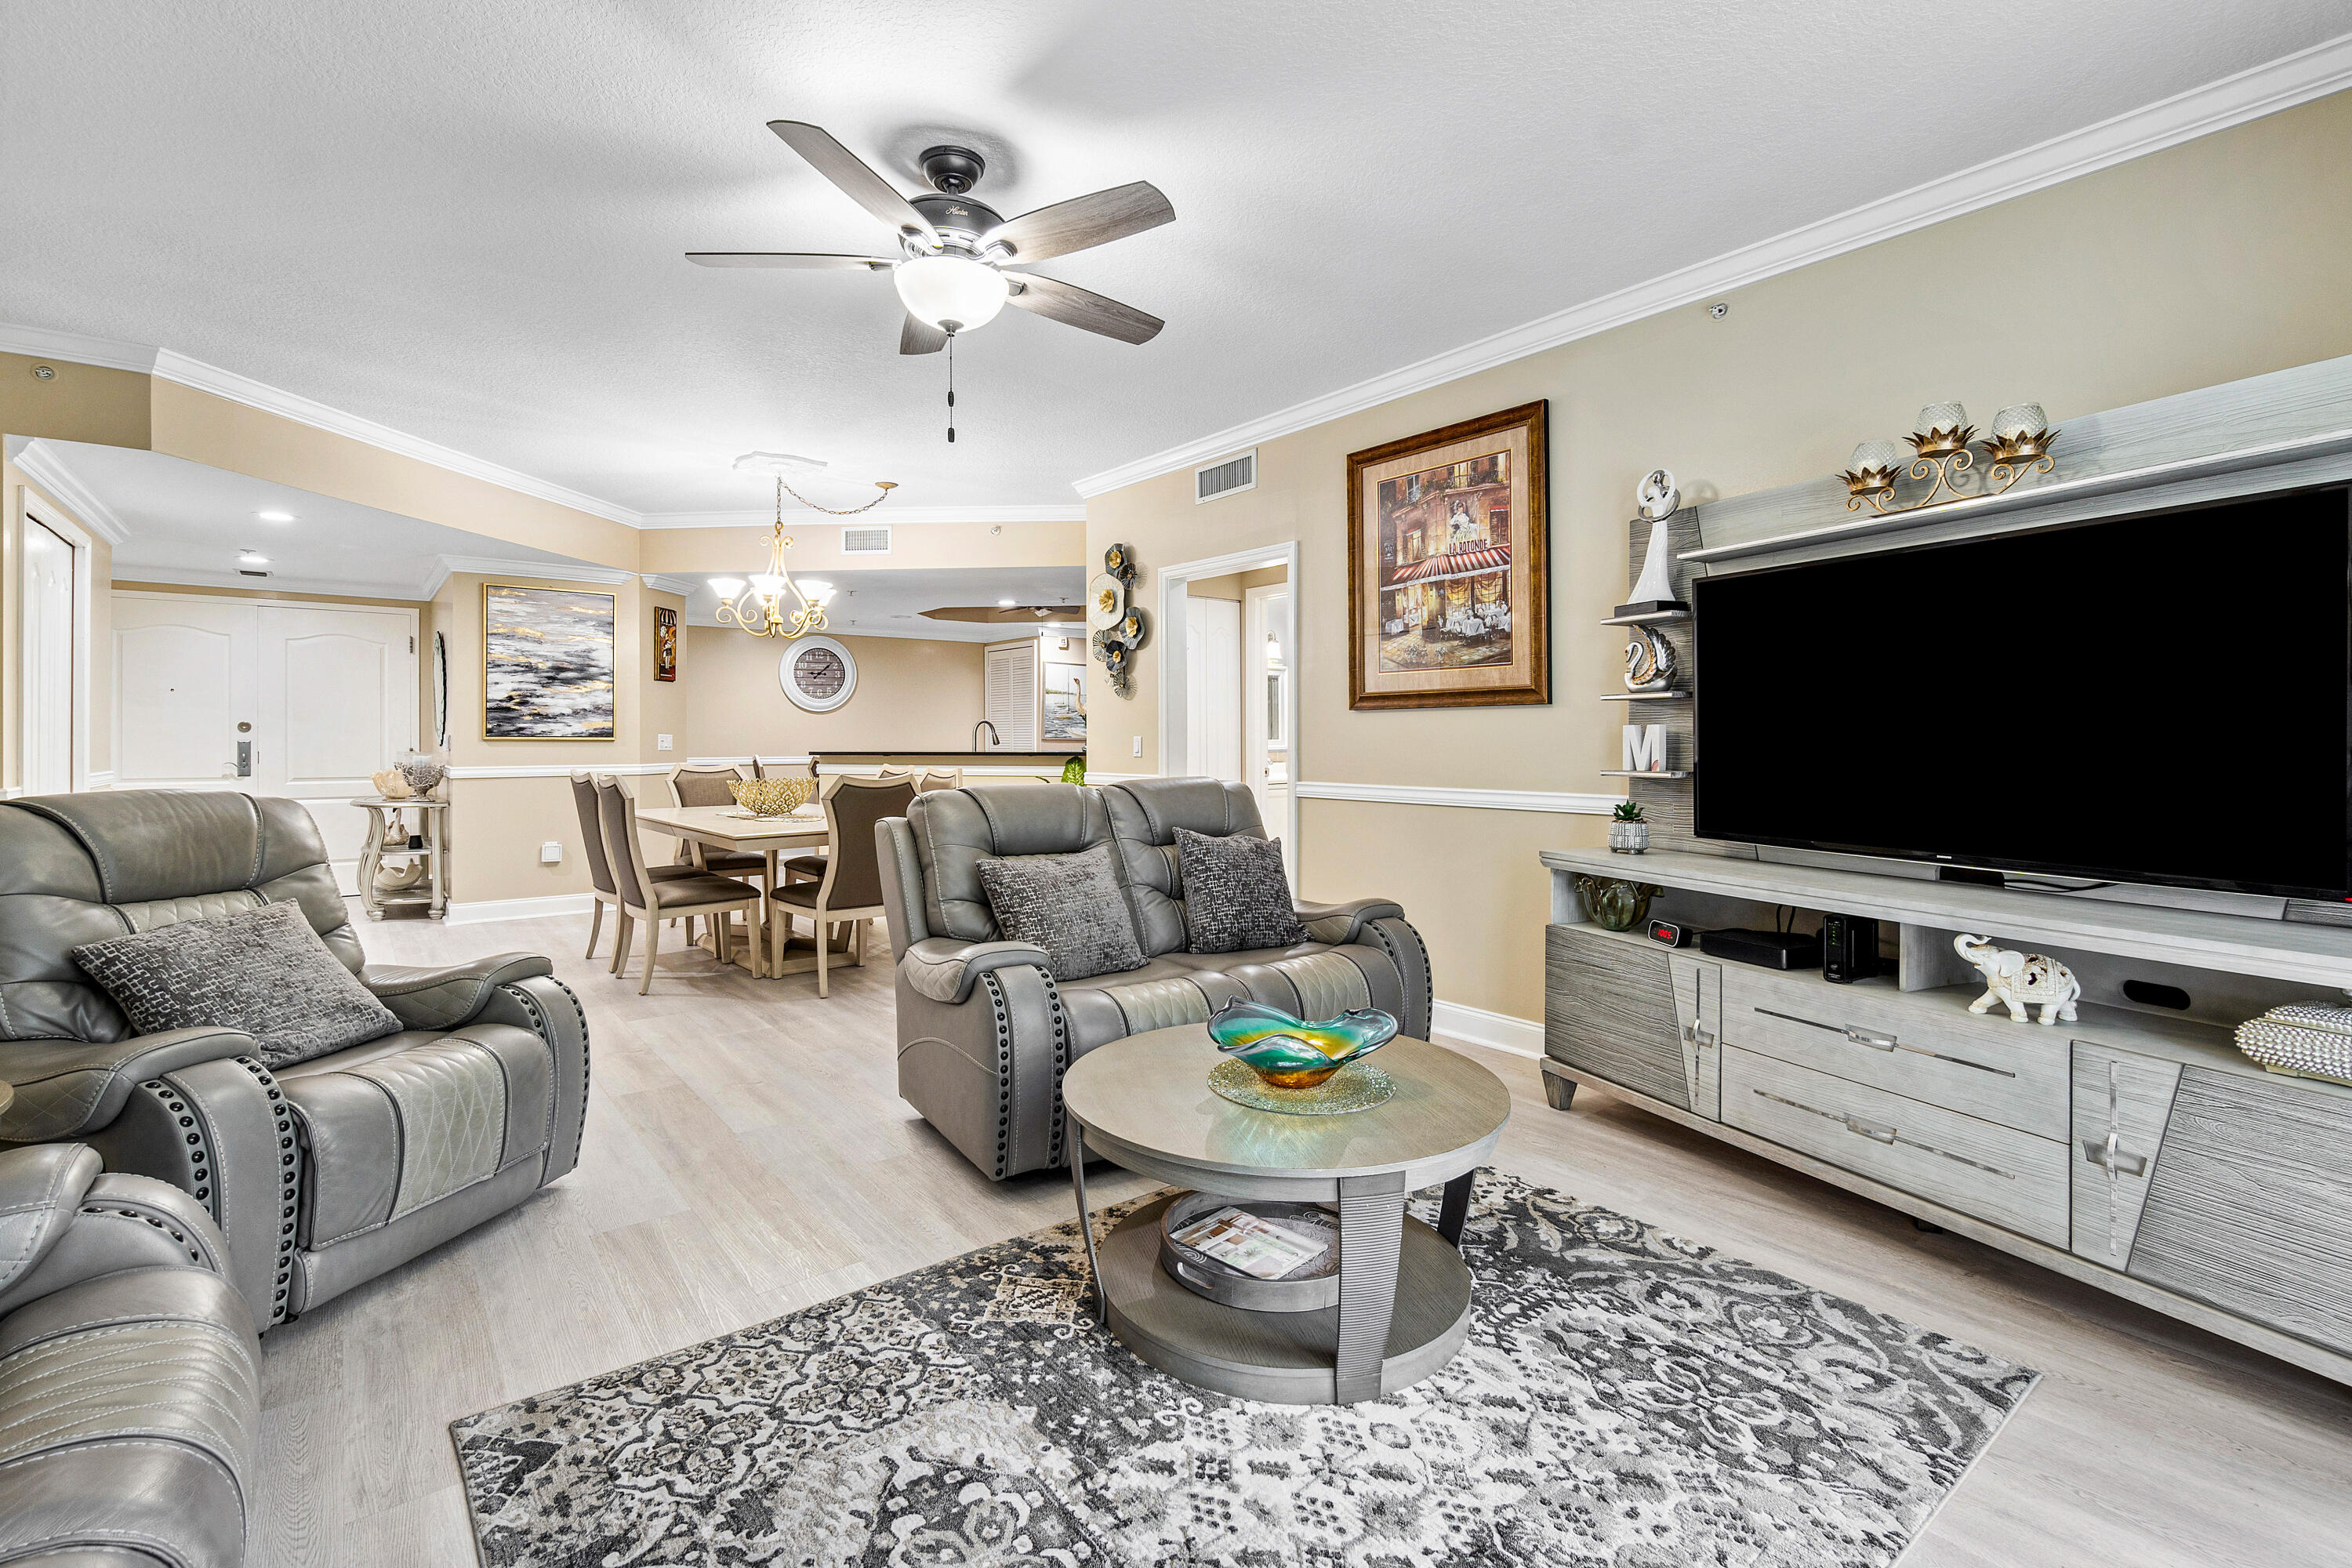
[445,893,593,925]
[1429,998,1543,1059]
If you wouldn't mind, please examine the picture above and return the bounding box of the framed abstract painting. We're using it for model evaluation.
[654,604,679,682]
[483,583,617,739]
[1346,401,1549,710]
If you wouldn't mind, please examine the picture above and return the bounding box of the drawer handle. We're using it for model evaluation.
[2081,1134,2148,1178]
[1680,1022,1716,1051]
[1751,1088,2016,1179]
[1752,1007,2017,1079]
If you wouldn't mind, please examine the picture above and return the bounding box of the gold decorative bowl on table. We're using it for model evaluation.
[727,777,816,816]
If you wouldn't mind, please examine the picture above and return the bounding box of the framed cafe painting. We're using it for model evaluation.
[1347,400,1549,709]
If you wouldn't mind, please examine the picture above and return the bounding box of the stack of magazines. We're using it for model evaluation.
[1169,1206,1331,1281]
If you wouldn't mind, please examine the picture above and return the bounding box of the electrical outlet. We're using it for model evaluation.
[1131,735,1143,757]
[539,841,564,865]
[656,734,673,751]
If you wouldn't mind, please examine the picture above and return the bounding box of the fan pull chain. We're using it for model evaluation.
[946,332,956,444]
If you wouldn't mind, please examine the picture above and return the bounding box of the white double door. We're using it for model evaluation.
[111,593,418,894]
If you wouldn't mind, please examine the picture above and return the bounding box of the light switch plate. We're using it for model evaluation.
[539,841,564,865]
[656,734,673,751]
[1131,735,1143,757]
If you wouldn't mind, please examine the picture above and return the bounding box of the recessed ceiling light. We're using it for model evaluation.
[997,597,1016,607]
[238,553,270,566]
[257,510,295,522]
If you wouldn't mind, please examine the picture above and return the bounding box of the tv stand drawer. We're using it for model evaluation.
[1719,967,2068,1139]
[1722,1045,2071,1247]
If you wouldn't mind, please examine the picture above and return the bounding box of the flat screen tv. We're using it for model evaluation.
[1692,485,2352,901]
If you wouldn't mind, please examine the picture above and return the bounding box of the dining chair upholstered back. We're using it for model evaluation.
[915,769,963,793]
[668,763,747,809]
[813,774,918,910]
[569,770,618,898]
[593,774,655,909]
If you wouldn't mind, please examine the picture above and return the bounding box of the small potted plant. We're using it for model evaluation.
[1609,799,1650,855]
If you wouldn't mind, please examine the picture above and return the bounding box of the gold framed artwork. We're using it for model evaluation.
[1347,401,1549,710]
[654,604,678,682]
[482,583,617,739]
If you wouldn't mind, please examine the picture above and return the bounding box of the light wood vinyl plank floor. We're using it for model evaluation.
[247,909,2352,1567]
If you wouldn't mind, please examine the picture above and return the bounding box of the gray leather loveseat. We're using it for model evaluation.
[0,1142,260,1566]
[0,791,588,1331]
[878,778,1431,1179]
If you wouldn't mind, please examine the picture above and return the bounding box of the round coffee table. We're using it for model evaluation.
[1062,1025,1509,1406]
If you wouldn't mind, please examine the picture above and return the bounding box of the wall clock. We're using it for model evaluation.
[779,635,858,712]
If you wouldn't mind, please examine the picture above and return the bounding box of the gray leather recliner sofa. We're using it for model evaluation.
[0,791,589,1331]
[878,778,1431,1179]
[0,1141,260,1567]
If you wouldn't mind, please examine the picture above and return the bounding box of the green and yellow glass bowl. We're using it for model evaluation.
[727,777,816,816]
[1206,998,1398,1089]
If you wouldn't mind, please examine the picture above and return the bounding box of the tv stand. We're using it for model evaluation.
[1541,846,2352,1386]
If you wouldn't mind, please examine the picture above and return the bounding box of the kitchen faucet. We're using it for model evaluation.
[974,719,1001,751]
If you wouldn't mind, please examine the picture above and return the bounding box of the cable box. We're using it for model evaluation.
[1700,927,1821,971]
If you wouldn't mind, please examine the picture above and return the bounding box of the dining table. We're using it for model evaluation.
[631,801,842,979]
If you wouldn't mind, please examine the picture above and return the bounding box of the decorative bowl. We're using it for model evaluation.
[1573,873,1661,932]
[1206,998,1397,1090]
[728,777,816,816]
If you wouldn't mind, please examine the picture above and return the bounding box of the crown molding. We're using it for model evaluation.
[437,554,635,586]
[0,324,158,374]
[147,347,643,526]
[1072,32,2352,498]
[635,504,1087,529]
[641,573,700,597]
[9,437,130,543]
[108,563,437,601]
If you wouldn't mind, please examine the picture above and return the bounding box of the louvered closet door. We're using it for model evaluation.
[985,640,1039,750]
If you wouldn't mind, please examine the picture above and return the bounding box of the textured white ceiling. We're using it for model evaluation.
[3,2,2345,514]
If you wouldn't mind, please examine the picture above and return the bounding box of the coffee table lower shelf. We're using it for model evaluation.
[1097,1192,1472,1406]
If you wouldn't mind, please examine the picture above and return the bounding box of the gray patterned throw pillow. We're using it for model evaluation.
[71,898,402,1069]
[1178,827,1308,954]
[975,841,1146,982]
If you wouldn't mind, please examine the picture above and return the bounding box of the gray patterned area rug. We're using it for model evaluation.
[451,1173,2036,1566]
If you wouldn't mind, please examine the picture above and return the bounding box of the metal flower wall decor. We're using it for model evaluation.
[1087,543,1145,698]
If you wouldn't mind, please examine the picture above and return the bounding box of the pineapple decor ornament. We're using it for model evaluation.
[1608,799,1650,855]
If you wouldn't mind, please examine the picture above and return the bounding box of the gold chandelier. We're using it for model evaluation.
[709,476,894,639]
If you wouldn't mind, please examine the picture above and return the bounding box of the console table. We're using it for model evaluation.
[1541,846,2352,1386]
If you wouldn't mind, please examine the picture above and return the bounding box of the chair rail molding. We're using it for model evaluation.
[1297,780,1623,815]
[447,762,670,780]
[1069,32,2352,500]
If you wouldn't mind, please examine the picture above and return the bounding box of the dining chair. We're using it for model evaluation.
[667,761,771,944]
[593,774,765,993]
[914,768,963,792]
[768,772,916,996]
[570,771,700,964]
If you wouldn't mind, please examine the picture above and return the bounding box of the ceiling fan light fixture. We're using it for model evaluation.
[895,253,1007,332]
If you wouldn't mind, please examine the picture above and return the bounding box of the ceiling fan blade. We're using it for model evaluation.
[900,314,948,355]
[1004,272,1163,345]
[685,252,895,268]
[767,121,938,245]
[981,181,1173,263]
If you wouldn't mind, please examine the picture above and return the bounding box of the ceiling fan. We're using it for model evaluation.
[689,122,1173,354]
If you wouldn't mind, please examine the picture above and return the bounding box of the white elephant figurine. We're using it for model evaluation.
[1953,932,2082,1025]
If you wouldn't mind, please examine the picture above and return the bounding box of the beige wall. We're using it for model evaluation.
[1088,88,2352,1020]
[1189,565,1288,601]
[637,518,1084,575]
[682,626,985,758]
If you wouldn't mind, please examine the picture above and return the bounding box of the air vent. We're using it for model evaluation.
[238,568,271,579]
[1195,449,1256,503]
[842,525,891,555]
